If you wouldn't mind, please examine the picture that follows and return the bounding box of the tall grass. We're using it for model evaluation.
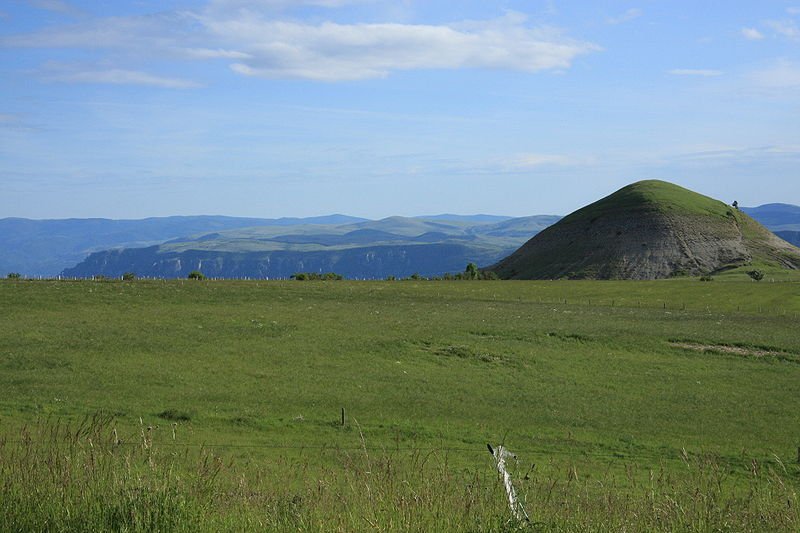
[1,417,797,531]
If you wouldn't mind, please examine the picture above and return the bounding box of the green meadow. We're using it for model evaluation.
[1,278,799,531]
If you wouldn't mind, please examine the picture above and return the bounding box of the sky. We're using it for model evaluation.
[1,1,799,220]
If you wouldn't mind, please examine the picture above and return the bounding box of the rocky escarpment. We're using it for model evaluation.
[62,243,510,280]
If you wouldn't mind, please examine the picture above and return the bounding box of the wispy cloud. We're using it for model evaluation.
[669,145,800,164]
[669,68,723,77]
[26,0,78,15]
[764,19,800,40]
[182,47,252,59]
[669,68,722,77]
[0,13,186,49]
[741,27,764,40]
[1,7,598,83]
[212,13,599,81]
[510,153,576,168]
[44,67,202,88]
[0,112,42,131]
[747,59,800,90]
[488,152,598,173]
[606,8,642,25]
[208,0,376,8]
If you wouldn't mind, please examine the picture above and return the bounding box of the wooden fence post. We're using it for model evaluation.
[488,444,529,523]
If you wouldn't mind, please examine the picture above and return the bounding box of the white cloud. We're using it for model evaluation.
[209,14,598,81]
[669,69,722,77]
[606,8,642,25]
[45,68,202,88]
[182,47,252,59]
[741,27,764,40]
[1,7,598,83]
[788,7,800,16]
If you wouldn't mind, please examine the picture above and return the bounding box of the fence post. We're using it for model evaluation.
[341,407,346,427]
[488,444,529,523]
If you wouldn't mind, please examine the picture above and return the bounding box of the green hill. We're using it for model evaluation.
[491,180,800,280]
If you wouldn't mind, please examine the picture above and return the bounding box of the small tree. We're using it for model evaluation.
[122,272,136,281]
[465,262,479,280]
[732,200,739,210]
[187,270,206,280]
[7,272,21,280]
[747,269,764,282]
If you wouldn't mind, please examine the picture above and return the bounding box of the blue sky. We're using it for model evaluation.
[1,1,799,219]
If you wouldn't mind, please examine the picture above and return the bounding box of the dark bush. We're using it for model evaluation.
[157,409,191,422]
[187,271,206,280]
[291,272,343,281]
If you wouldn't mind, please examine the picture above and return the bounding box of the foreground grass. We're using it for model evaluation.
[1,416,797,532]
[1,278,800,529]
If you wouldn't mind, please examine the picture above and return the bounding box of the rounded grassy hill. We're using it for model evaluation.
[490,180,800,280]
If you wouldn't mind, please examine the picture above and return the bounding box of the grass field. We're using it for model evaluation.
[1,278,799,530]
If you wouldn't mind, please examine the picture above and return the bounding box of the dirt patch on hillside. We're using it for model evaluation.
[670,341,795,360]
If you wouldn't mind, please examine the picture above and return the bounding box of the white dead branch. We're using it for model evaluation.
[488,444,530,523]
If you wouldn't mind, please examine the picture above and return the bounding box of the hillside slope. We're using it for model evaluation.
[491,180,800,280]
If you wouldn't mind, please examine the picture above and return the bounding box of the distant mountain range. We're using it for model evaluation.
[59,215,560,279]
[741,204,800,247]
[0,214,367,278]
[2,202,798,279]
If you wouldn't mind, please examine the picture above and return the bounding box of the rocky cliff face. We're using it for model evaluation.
[492,180,800,280]
[62,243,508,279]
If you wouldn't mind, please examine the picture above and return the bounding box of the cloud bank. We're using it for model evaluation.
[1,5,599,83]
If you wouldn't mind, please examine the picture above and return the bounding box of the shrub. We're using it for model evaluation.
[699,275,714,282]
[187,271,206,280]
[157,408,192,422]
[7,272,21,280]
[122,272,137,281]
[291,272,343,281]
[747,270,764,282]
